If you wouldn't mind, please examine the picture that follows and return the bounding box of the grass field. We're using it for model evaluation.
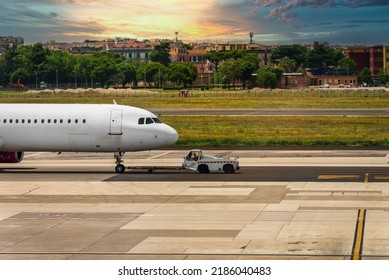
[2,89,389,146]
[163,116,389,146]
[1,89,389,109]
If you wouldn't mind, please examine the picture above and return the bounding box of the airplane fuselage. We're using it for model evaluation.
[0,104,178,153]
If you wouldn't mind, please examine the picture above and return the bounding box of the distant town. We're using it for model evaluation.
[1,34,388,90]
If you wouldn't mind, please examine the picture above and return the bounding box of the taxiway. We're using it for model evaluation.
[1,149,389,260]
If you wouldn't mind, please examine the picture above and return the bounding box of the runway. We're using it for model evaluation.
[1,149,389,260]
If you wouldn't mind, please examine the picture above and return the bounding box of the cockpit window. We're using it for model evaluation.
[152,118,162,124]
[145,117,154,124]
[138,118,145,125]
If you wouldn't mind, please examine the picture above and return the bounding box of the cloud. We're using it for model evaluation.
[251,0,389,22]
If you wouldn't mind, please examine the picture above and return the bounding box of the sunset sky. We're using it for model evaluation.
[1,0,389,45]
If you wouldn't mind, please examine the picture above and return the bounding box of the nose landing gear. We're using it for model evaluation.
[114,152,125,173]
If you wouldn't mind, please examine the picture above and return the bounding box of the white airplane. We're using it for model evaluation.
[0,103,178,173]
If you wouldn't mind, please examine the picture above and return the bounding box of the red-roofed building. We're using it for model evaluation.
[170,47,212,84]
[107,42,153,60]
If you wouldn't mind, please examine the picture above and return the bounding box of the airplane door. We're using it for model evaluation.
[109,110,123,135]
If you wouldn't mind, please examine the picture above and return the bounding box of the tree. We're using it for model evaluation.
[74,55,95,87]
[270,45,307,69]
[0,59,6,85]
[338,57,356,75]
[305,43,344,69]
[358,67,372,85]
[137,62,168,87]
[169,62,197,87]
[278,56,297,73]
[119,61,137,87]
[378,68,389,85]
[10,68,30,84]
[338,57,356,70]
[3,45,18,83]
[45,50,73,86]
[219,60,238,87]
[257,68,277,89]
[149,42,171,66]
[236,54,260,89]
[203,51,228,72]
[91,53,122,87]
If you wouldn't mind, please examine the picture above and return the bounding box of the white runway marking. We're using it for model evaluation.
[148,151,172,160]
[24,152,48,158]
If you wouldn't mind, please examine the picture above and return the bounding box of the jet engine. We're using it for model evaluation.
[0,152,24,163]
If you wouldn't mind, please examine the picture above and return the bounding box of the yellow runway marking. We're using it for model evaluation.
[351,209,366,260]
[318,175,359,180]
[364,173,369,184]
[374,176,389,180]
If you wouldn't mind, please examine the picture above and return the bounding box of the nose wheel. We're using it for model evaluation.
[114,152,126,173]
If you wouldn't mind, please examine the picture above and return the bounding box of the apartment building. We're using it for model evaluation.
[170,47,211,84]
[384,46,389,71]
[107,42,153,60]
[344,45,388,78]
[0,36,24,48]
[344,46,370,72]
[43,40,72,51]
[370,45,384,77]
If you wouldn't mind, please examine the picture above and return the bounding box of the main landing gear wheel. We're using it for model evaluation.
[115,164,125,174]
[114,152,126,173]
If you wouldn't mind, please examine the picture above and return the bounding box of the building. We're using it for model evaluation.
[384,46,389,71]
[0,36,24,48]
[107,42,153,60]
[344,45,388,78]
[43,40,72,51]
[70,46,102,55]
[344,46,370,73]
[170,46,211,85]
[0,36,24,57]
[280,73,309,89]
[370,45,384,77]
[247,43,273,67]
[308,73,358,87]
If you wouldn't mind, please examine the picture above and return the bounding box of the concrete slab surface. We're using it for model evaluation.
[1,150,389,259]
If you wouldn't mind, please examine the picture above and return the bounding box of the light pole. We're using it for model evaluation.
[158,68,161,89]
[56,69,58,88]
[200,64,204,86]
[34,71,37,89]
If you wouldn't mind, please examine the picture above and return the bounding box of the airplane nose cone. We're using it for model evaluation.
[164,125,179,145]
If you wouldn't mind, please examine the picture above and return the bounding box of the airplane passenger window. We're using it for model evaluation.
[3,119,6,123]
[54,119,57,124]
[41,119,44,123]
[48,119,51,123]
[15,119,19,123]
[21,119,25,123]
[75,119,78,124]
[10,119,13,123]
[145,117,154,124]
[28,120,31,124]
[60,119,63,123]
[83,119,86,123]
[138,118,145,125]
[34,119,37,123]
[68,119,71,123]
[152,118,162,123]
